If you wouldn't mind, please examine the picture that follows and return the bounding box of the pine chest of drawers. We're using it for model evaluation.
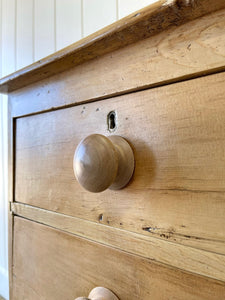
[1,0,225,299]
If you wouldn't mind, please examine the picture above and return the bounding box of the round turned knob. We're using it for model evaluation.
[73,134,134,193]
[88,287,119,300]
[75,287,119,300]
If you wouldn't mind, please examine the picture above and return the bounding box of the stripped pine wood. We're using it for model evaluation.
[3,1,225,297]
[15,72,225,255]
[0,0,225,94]
[6,7,225,117]
[11,202,225,282]
[12,217,225,300]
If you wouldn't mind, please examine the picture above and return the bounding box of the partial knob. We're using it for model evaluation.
[75,287,119,300]
[73,134,134,193]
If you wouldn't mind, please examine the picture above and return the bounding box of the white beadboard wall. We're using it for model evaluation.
[0,1,156,299]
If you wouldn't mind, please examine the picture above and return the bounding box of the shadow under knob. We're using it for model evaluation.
[73,134,134,193]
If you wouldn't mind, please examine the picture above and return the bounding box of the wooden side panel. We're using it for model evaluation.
[15,72,225,254]
[12,217,225,300]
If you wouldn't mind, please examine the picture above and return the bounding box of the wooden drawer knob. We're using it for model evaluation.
[73,134,134,193]
[75,287,119,300]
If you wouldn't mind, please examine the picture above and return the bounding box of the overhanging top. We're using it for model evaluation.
[0,0,225,94]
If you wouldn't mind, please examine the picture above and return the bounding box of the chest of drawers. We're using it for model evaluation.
[1,0,225,299]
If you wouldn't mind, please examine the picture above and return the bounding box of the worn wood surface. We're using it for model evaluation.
[1,0,225,94]
[8,7,225,117]
[11,202,225,282]
[12,217,225,300]
[15,72,225,254]
[6,2,225,297]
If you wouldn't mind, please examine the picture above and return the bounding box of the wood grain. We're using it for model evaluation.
[15,72,225,254]
[73,134,135,192]
[8,7,225,117]
[0,0,225,93]
[12,217,225,300]
[11,202,225,282]
[6,2,225,298]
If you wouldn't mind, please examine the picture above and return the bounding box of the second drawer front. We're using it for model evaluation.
[13,217,225,300]
[15,72,225,253]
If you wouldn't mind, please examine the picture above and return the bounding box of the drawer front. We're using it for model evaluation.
[13,217,225,300]
[15,72,225,253]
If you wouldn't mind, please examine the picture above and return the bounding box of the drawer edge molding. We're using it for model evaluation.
[7,7,225,118]
[11,202,225,283]
[1,0,225,94]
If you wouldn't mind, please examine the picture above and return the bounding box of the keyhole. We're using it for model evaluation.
[108,111,116,132]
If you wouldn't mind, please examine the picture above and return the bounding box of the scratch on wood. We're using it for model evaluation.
[187,43,192,50]
[142,225,221,243]
[142,226,158,232]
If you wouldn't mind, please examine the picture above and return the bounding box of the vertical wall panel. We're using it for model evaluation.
[34,0,55,61]
[118,0,156,19]
[83,0,117,36]
[1,0,16,77]
[56,0,82,51]
[16,0,34,70]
